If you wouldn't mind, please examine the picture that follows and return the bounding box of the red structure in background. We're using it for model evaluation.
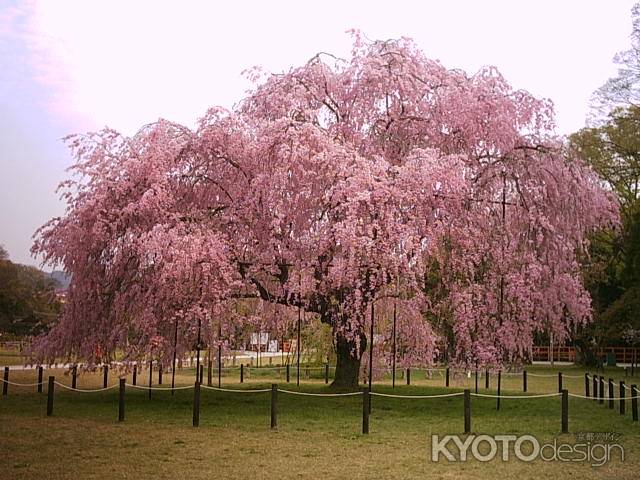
[532,345,639,363]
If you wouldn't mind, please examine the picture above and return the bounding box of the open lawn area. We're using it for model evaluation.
[0,347,28,366]
[1,365,639,479]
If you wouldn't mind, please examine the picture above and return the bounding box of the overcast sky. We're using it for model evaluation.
[0,0,636,268]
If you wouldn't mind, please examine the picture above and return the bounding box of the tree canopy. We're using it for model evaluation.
[572,91,640,350]
[0,246,61,338]
[33,34,617,386]
[567,3,640,356]
[592,3,640,120]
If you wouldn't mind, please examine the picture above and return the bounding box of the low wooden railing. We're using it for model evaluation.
[532,346,639,363]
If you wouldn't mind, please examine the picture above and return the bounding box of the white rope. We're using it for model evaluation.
[561,374,585,378]
[125,383,194,391]
[527,373,558,378]
[567,393,598,400]
[0,379,43,387]
[568,393,633,401]
[278,389,362,397]
[201,385,271,393]
[53,381,119,393]
[470,392,562,399]
[370,391,464,399]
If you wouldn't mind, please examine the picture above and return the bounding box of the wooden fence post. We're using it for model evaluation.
[599,376,604,405]
[2,366,8,396]
[158,364,163,385]
[593,375,597,401]
[608,378,614,409]
[523,370,527,392]
[46,376,55,416]
[406,368,411,386]
[485,369,489,389]
[148,361,153,400]
[72,365,77,389]
[561,389,568,434]
[362,389,370,434]
[240,364,244,383]
[270,384,278,429]
[118,378,125,422]
[584,373,589,397]
[558,372,563,393]
[103,365,109,389]
[192,381,201,427]
[286,364,290,383]
[632,385,638,422]
[325,364,329,384]
[37,366,43,393]
[207,359,212,387]
[475,370,478,394]
[496,371,501,410]
[132,364,137,386]
[445,367,450,388]
[620,381,626,415]
[199,365,204,385]
[464,389,471,434]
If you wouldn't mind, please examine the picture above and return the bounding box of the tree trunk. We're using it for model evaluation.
[331,331,365,389]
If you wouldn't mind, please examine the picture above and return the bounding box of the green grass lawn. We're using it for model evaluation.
[0,347,28,366]
[1,365,639,479]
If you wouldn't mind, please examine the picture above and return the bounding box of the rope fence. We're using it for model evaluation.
[567,392,631,401]
[3,365,637,393]
[1,379,43,387]
[53,381,119,393]
[279,389,362,397]
[470,392,561,399]
[3,363,639,434]
[201,385,271,393]
[126,383,194,391]
[370,391,463,399]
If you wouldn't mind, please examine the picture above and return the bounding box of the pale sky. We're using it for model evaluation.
[0,0,636,267]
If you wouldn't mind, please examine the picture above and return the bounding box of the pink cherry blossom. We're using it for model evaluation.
[31,34,618,386]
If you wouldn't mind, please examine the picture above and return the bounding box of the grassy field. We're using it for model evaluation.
[1,364,639,479]
[0,347,28,366]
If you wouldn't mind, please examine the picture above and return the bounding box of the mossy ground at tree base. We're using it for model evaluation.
[1,366,639,479]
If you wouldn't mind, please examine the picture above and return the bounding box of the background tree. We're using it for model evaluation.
[0,245,61,337]
[570,3,640,363]
[571,106,640,358]
[592,3,640,120]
